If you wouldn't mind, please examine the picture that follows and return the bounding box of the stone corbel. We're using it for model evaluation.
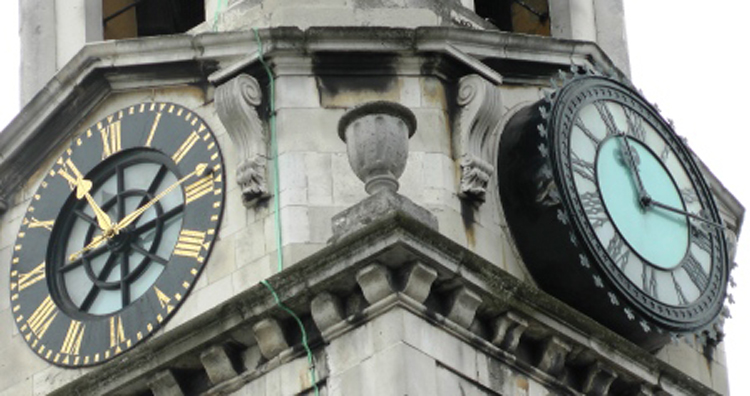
[311,292,344,338]
[491,311,528,354]
[253,318,289,359]
[582,361,618,395]
[537,336,571,378]
[356,263,394,304]
[200,344,239,385]
[147,370,184,396]
[215,73,271,206]
[401,261,438,304]
[453,74,503,203]
[446,286,483,328]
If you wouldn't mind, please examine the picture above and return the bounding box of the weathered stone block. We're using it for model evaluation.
[537,336,571,378]
[356,263,393,304]
[446,287,483,329]
[331,190,438,242]
[312,292,344,336]
[200,344,239,385]
[147,370,184,396]
[401,262,438,304]
[253,318,289,359]
[491,311,528,354]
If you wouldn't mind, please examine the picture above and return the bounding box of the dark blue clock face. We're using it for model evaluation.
[9,102,225,367]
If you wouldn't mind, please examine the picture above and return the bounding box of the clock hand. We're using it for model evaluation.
[617,134,651,207]
[646,198,725,229]
[58,159,115,234]
[68,234,107,262]
[114,163,208,232]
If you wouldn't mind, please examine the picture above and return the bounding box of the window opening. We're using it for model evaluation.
[103,0,205,40]
[474,0,550,36]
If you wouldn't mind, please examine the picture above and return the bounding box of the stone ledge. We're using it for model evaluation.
[47,214,719,396]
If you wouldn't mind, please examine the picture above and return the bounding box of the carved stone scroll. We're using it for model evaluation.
[453,74,504,203]
[215,73,270,206]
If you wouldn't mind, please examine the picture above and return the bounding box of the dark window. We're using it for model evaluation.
[474,0,550,36]
[103,0,205,40]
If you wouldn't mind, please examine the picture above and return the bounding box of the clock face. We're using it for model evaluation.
[9,102,225,367]
[497,75,730,348]
[551,77,728,331]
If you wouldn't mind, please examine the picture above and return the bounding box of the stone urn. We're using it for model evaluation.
[338,101,417,195]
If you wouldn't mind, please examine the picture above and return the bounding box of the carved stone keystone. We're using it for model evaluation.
[401,262,438,304]
[453,74,503,202]
[446,287,483,329]
[148,370,184,396]
[537,336,571,377]
[338,101,417,195]
[200,344,239,385]
[582,361,618,395]
[356,263,393,304]
[253,318,289,359]
[311,292,344,336]
[491,311,528,354]
[215,73,270,206]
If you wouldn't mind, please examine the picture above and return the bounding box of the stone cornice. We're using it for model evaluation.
[48,212,718,396]
[0,26,618,210]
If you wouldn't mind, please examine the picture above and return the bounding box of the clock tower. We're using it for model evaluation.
[1,1,743,395]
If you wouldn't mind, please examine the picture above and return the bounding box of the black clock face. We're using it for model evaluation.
[9,102,225,367]
[498,75,729,348]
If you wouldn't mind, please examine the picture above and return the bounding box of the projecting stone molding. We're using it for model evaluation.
[46,212,720,396]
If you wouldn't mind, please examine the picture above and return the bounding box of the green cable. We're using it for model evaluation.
[261,280,320,395]
[253,28,284,274]
[255,29,318,394]
[212,0,227,32]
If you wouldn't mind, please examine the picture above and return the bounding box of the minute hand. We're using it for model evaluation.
[648,199,725,229]
[114,163,207,232]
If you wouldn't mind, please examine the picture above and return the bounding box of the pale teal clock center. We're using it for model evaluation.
[597,136,688,270]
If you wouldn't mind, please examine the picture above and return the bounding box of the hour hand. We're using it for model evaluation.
[617,134,650,206]
[58,159,114,233]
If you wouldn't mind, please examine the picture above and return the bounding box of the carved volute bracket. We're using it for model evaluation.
[453,74,504,203]
[215,73,270,206]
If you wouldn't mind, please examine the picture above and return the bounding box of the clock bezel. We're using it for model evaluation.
[8,101,226,367]
[547,76,729,331]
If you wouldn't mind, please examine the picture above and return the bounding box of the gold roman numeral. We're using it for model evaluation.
[172,131,200,164]
[145,112,162,147]
[109,315,127,351]
[174,230,209,259]
[154,287,174,313]
[17,262,46,292]
[185,174,215,204]
[27,296,58,340]
[100,120,122,158]
[24,217,55,231]
[61,320,85,355]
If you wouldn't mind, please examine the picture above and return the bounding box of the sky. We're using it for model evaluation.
[0,1,748,394]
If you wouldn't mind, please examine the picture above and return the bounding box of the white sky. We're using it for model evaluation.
[0,1,748,394]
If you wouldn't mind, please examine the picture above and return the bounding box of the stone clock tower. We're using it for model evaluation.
[1,1,743,395]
